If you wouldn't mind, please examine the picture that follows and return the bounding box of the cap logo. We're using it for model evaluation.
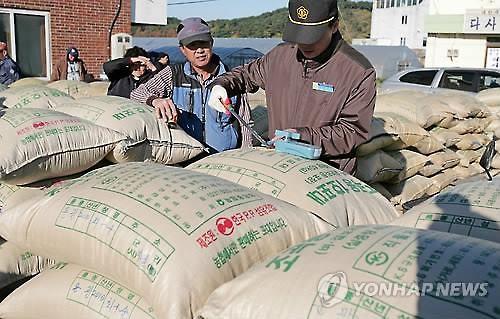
[297,6,309,20]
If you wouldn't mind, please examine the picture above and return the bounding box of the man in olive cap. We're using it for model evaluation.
[131,17,248,154]
[208,0,376,174]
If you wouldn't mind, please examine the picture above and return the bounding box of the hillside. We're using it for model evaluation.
[131,1,372,43]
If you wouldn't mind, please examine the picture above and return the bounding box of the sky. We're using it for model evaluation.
[167,0,369,21]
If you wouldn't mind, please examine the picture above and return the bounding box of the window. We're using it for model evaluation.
[401,15,408,24]
[400,70,438,86]
[423,37,427,47]
[439,71,475,92]
[479,72,500,91]
[400,37,406,46]
[0,8,50,78]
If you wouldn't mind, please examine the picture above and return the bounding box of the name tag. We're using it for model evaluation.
[312,82,335,93]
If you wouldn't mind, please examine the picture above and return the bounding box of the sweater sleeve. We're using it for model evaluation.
[130,65,174,105]
[295,69,376,157]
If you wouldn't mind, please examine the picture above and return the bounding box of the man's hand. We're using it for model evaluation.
[152,98,178,123]
[130,56,157,72]
[208,85,229,113]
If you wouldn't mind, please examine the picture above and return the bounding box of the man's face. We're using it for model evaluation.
[180,41,213,68]
[0,43,7,61]
[131,62,146,77]
[297,22,337,59]
[68,54,76,62]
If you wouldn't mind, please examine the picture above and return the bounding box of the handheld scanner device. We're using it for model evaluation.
[273,129,322,160]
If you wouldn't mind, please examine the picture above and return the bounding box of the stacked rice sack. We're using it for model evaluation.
[0,162,333,318]
[355,90,493,212]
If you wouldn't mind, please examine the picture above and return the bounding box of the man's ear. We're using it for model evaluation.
[179,45,187,56]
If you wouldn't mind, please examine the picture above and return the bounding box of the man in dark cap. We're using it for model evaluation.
[208,0,376,174]
[131,17,248,154]
[103,46,157,98]
[51,46,87,81]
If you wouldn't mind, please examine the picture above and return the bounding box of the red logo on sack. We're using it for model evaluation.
[32,122,47,129]
[216,217,235,236]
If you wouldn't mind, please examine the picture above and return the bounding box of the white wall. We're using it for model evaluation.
[131,0,167,25]
[371,1,430,49]
[429,0,500,15]
[425,36,487,67]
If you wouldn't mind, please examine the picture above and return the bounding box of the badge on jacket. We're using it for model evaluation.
[312,82,334,93]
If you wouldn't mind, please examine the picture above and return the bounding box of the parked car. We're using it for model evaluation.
[379,67,500,95]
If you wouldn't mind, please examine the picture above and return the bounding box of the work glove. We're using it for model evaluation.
[208,85,229,113]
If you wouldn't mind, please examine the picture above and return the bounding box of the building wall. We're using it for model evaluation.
[370,0,430,49]
[429,0,500,15]
[425,35,487,67]
[425,0,500,68]
[0,0,131,78]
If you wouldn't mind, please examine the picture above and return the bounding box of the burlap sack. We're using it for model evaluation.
[47,80,91,99]
[451,163,484,179]
[435,91,486,118]
[0,262,156,319]
[428,169,459,195]
[485,117,500,133]
[457,149,483,167]
[427,149,461,169]
[355,117,398,156]
[386,175,435,207]
[197,225,500,319]
[372,112,427,149]
[418,150,460,178]
[55,96,205,165]
[386,150,428,183]
[477,87,500,106]
[391,178,500,243]
[0,162,331,318]
[375,91,454,128]
[419,164,443,177]
[448,118,492,134]
[187,148,399,227]
[355,150,404,183]
[0,108,124,185]
[491,153,500,169]
[455,134,491,150]
[8,78,48,88]
[429,127,461,147]
[0,85,73,109]
[374,113,444,154]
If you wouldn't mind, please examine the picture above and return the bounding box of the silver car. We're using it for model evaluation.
[379,67,500,95]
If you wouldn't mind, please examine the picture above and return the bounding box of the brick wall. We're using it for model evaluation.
[0,0,131,78]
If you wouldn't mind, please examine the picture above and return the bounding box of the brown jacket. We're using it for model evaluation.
[214,32,376,174]
[50,57,87,81]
